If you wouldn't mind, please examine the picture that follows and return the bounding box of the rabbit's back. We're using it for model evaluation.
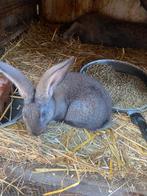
[54,72,112,130]
[59,72,110,100]
[78,13,147,48]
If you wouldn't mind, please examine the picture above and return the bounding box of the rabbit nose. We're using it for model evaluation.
[32,130,43,136]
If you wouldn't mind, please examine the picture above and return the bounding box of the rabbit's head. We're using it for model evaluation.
[0,57,74,135]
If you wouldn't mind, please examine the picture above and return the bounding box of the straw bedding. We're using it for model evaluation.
[0,22,147,195]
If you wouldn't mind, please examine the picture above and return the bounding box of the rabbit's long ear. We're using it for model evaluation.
[0,61,34,102]
[36,57,75,99]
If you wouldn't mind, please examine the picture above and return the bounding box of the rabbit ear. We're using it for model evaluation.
[0,61,34,102]
[36,57,75,99]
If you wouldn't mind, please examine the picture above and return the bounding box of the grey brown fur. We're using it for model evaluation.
[140,0,147,10]
[0,58,112,136]
[63,12,147,49]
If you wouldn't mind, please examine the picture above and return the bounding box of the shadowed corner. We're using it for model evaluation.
[0,85,23,128]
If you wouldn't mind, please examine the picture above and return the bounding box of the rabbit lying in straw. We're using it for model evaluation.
[63,12,147,49]
[0,57,112,136]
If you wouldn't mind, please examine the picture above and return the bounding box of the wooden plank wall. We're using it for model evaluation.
[0,0,38,48]
[40,0,147,23]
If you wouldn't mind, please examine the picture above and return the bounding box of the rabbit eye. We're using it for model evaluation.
[41,111,46,117]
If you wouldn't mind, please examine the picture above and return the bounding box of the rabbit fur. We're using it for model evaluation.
[0,57,112,136]
[63,12,147,49]
[140,0,147,11]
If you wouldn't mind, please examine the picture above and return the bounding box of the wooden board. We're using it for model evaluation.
[2,161,147,196]
[0,0,38,47]
[40,0,147,23]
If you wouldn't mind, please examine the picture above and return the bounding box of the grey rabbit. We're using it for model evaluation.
[0,57,112,136]
[63,12,147,49]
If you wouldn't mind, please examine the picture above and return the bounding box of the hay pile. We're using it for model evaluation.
[0,22,147,195]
